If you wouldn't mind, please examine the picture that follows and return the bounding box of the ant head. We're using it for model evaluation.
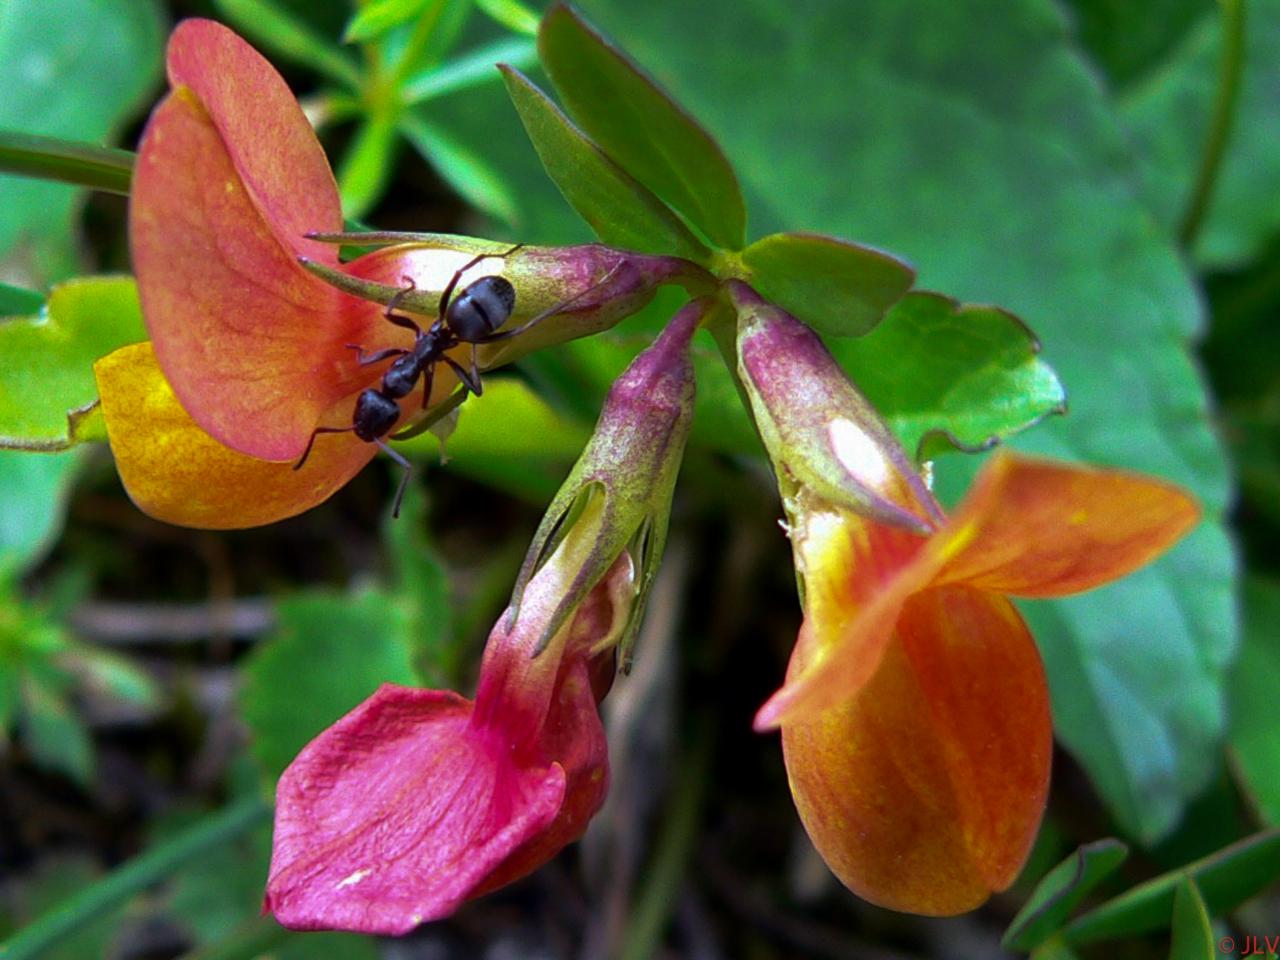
[448,276,517,342]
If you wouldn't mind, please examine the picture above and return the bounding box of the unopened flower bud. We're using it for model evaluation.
[728,280,942,534]
[511,297,706,667]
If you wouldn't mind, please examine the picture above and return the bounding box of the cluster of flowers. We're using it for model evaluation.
[98,20,1200,934]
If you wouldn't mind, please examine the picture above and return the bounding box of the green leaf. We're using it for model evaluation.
[343,0,429,44]
[0,0,162,282]
[401,36,537,104]
[0,277,146,450]
[476,0,540,36]
[240,590,420,780]
[20,673,93,786]
[0,133,134,196]
[1065,830,1280,943]
[1061,0,1212,88]
[740,232,915,337]
[336,112,401,220]
[0,283,44,315]
[1030,942,1084,960]
[1118,0,1278,268]
[834,291,1067,459]
[1169,877,1215,960]
[0,450,81,580]
[0,857,121,960]
[402,376,591,501]
[401,112,520,225]
[1229,579,1280,825]
[382,485,456,686]
[538,3,746,249]
[500,65,710,261]
[1003,838,1130,951]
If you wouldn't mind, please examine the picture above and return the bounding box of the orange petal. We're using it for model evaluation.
[781,585,1051,915]
[754,502,929,730]
[95,342,375,529]
[131,21,365,462]
[934,451,1201,597]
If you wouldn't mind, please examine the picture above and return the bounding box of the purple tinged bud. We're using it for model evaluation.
[512,298,706,666]
[727,280,943,533]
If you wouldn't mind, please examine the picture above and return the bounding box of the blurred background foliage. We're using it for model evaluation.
[1,0,1278,957]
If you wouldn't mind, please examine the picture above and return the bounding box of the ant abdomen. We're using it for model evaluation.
[352,389,402,442]
[447,276,516,341]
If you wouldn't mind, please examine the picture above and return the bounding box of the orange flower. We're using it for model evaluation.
[731,281,1199,915]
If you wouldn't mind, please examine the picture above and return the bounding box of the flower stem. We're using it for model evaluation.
[0,132,134,195]
[0,796,271,960]
[618,714,714,960]
[1177,0,1246,249]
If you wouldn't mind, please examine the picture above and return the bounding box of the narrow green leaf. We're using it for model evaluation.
[740,231,915,337]
[538,3,745,249]
[1064,830,1280,944]
[833,291,1067,460]
[383,485,456,686]
[401,36,537,104]
[213,0,362,89]
[0,282,45,315]
[475,0,540,36]
[1003,839,1130,951]
[1229,579,1280,824]
[0,277,146,450]
[500,65,708,261]
[1169,877,1215,960]
[336,112,400,220]
[0,132,134,196]
[240,591,420,780]
[20,674,93,786]
[1030,941,1084,960]
[343,0,428,44]
[401,113,520,225]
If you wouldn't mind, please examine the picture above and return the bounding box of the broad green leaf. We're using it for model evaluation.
[1065,830,1280,943]
[240,590,420,780]
[0,277,146,449]
[500,65,709,262]
[0,283,43,315]
[343,0,429,43]
[403,376,591,501]
[1003,838,1130,951]
[213,0,362,88]
[401,112,520,225]
[0,450,81,580]
[1229,579,1280,824]
[0,0,162,282]
[740,232,915,338]
[1061,0,1212,88]
[20,673,92,786]
[538,3,746,249]
[1119,0,1278,268]
[836,292,1066,458]
[1169,877,1215,960]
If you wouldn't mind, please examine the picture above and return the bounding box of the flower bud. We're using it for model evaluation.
[728,280,942,534]
[302,232,711,371]
[510,297,705,667]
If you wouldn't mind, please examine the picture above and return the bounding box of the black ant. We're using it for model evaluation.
[294,245,588,518]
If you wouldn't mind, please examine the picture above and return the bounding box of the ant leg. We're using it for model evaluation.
[346,344,409,365]
[293,426,355,470]
[435,244,525,320]
[375,439,414,519]
[381,278,424,337]
[442,354,484,396]
[474,262,626,345]
[419,361,436,411]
